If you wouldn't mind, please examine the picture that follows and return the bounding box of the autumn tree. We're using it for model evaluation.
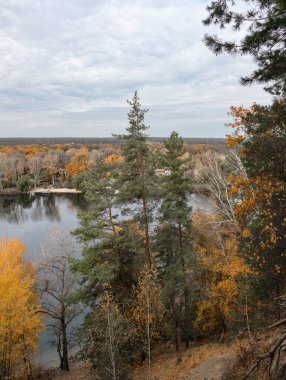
[0,238,42,379]
[131,265,164,380]
[155,131,194,349]
[81,290,132,380]
[226,99,286,301]
[196,148,257,229]
[37,229,83,371]
[116,91,157,267]
[192,211,252,335]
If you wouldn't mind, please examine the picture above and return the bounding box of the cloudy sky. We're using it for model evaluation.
[0,0,271,138]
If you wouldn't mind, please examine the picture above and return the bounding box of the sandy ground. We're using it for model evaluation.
[45,344,238,380]
[132,343,238,380]
[31,187,81,194]
[44,362,94,380]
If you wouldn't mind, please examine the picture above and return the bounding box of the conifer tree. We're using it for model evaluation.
[155,131,194,349]
[203,0,286,95]
[116,91,157,267]
[72,158,143,308]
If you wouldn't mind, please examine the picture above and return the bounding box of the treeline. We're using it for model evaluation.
[0,137,226,146]
[0,142,122,193]
[0,138,225,194]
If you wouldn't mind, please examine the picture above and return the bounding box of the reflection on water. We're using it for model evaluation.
[0,193,88,224]
[0,193,210,255]
[0,193,89,365]
[0,194,34,223]
[0,194,88,262]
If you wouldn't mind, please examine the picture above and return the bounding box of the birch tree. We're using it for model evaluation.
[131,265,164,380]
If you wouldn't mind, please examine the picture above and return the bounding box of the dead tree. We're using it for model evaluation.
[36,228,83,371]
[243,295,286,380]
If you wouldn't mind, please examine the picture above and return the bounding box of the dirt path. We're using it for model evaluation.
[187,350,238,380]
[133,343,239,380]
[43,362,94,380]
[45,344,239,380]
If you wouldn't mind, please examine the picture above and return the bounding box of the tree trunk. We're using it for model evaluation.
[142,189,151,267]
[61,316,69,371]
[184,289,191,348]
[178,223,191,348]
[170,295,180,353]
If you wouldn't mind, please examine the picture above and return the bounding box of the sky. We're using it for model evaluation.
[0,0,271,138]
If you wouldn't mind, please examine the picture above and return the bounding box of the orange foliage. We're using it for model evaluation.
[103,153,124,164]
[15,144,48,157]
[192,211,252,332]
[65,146,90,176]
[0,146,14,154]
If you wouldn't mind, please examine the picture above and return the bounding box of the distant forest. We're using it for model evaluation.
[0,137,226,146]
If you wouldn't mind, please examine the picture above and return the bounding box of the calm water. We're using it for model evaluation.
[0,193,209,256]
[0,193,88,260]
[0,192,210,365]
[0,193,88,365]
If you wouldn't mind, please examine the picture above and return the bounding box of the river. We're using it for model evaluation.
[0,192,210,365]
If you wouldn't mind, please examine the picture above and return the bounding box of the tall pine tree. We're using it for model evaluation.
[72,158,142,308]
[116,91,157,267]
[155,131,194,349]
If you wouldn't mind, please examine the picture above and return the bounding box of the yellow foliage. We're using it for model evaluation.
[131,265,164,341]
[0,238,42,378]
[103,153,124,164]
[65,159,89,176]
[177,151,190,160]
[192,211,252,333]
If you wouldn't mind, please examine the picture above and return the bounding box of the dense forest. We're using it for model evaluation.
[0,0,285,379]
[0,138,226,194]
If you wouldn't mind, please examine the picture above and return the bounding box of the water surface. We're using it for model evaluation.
[0,193,88,260]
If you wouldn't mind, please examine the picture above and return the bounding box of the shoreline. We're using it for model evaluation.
[0,187,82,195]
[31,187,82,194]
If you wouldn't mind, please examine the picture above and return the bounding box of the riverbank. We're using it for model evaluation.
[31,187,82,194]
[0,187,82,195]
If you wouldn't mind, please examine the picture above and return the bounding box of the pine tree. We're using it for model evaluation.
[116,91,157,267]
[72,157,143,308]
[203,0,286,95]
[155,131,194,349]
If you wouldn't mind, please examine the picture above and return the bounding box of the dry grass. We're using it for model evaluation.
[132,342,236,380]
[35,362,94,380]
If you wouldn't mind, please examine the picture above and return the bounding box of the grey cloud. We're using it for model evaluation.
[0,0,271,137]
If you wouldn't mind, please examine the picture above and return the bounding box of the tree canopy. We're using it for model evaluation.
[204,0,286,94]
